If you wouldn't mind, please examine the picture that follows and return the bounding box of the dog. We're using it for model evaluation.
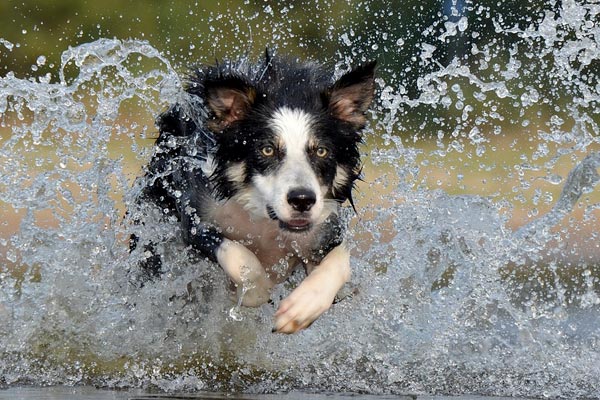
[129,52,376,334]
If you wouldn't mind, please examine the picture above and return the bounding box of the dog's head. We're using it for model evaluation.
[186,55,376,233]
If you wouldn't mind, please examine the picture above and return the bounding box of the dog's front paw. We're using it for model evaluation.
[272,278,335,334]
[272,242,350,334]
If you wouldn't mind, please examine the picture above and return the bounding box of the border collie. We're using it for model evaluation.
[130,52,376,334]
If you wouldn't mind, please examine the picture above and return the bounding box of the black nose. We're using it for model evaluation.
[287,188,316,212]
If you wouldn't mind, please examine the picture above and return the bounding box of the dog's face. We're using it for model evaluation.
[193,58,376,233]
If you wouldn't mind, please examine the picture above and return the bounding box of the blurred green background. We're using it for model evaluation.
[0,0,561,93]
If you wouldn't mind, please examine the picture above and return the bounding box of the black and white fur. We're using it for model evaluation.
[130,53,376,333]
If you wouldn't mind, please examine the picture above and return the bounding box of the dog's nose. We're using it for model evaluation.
[287,188,316,212]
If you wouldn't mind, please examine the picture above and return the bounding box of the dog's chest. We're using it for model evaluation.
[209,200,313,278]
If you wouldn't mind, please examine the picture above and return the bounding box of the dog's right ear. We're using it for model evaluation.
[204,78,257,131]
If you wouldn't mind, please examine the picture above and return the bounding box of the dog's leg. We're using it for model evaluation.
[216,239,273,307]
[182,216,272,306]
[127,200,166,280]
[177,194,272,307]
[129,233,163,278]
[273,241,350,334]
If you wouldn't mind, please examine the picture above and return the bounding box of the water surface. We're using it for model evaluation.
[0,386,526,400]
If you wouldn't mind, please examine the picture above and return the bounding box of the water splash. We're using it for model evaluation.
[1,2,600,399]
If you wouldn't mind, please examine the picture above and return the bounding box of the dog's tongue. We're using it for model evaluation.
[280,217,312,232]
[288,218,310,228]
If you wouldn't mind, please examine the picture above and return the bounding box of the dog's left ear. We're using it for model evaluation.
[326,61,376,128]
[204,78,257,131]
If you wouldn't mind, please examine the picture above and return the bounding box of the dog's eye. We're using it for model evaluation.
[315,147,329,158]
[261,145,275,157]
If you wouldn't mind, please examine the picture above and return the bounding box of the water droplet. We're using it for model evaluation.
[228,305,244,321]
[543,174,563,185]
[458,16,468,32]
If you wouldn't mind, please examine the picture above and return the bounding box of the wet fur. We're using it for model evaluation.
[130,53,376,333]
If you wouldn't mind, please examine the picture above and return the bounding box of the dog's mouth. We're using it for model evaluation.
[280,218,312,232]
[267,206,313,233]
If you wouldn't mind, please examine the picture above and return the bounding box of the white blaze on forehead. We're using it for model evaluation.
[269,107,314,152]
[246,106,325,223]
